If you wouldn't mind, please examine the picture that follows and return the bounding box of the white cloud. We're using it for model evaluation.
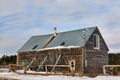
[33,0,55,7]
[0,26,47,55]
[0,0,120,55]
[91,0,111,5]
[0,0,28,16]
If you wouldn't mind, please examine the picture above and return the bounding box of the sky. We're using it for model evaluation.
[0,0,120,56]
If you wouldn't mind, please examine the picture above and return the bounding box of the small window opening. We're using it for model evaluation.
[71,62,74,67]
[60,42,65,46]
[93,34,100,49]
[32,45,38,50]
[69,59,75,72]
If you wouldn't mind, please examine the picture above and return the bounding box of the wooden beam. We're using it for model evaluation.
[103,65,120,75]
[82,48,84,74]
[45,66,48,74]
[45,65,70,74]
[24,56,36,73]
[46,65,70,67]
[42,34,57,48]
[37,55,48,71]
[50,54,61,73]
[103,66,106,75]
[104,65,120,67]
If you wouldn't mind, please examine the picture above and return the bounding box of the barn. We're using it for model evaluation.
[17,27,109,76]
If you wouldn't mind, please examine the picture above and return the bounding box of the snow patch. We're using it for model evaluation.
[16,70,46,74]
[0,68,120,80]
[37,46,80,51]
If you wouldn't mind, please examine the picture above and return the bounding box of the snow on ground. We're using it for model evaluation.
[0,68,120,80]
[16,70,47,74]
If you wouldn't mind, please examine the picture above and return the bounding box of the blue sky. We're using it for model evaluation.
[0,0,120,56]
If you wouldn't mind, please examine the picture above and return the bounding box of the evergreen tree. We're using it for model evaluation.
[0,55,16,65]
[109,53,120,65]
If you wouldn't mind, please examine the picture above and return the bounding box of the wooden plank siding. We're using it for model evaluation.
[85,28,108,74]
[16,27,109,76]
[17,48,84,76]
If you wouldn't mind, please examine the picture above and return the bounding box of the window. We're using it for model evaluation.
[60,41,65,46]
[93,34,100,49]
[32,45,38,50]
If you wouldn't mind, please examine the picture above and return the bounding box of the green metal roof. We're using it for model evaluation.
[47,27,96,48]
[18,27,96,52]
[18,34,53,52]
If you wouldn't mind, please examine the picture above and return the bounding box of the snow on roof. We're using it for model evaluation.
[37,46,80,51]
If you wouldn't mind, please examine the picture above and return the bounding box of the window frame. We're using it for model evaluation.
[93,34,100,49]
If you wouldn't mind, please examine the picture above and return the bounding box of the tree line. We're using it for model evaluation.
[0,53,120,65]
[109,53,120,65]
[0,55,16,65]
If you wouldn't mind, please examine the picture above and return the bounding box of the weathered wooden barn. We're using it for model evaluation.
[17,27,109,76]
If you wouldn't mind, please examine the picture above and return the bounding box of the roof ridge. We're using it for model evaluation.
[58,26,97,34]
[31,26,97,37]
